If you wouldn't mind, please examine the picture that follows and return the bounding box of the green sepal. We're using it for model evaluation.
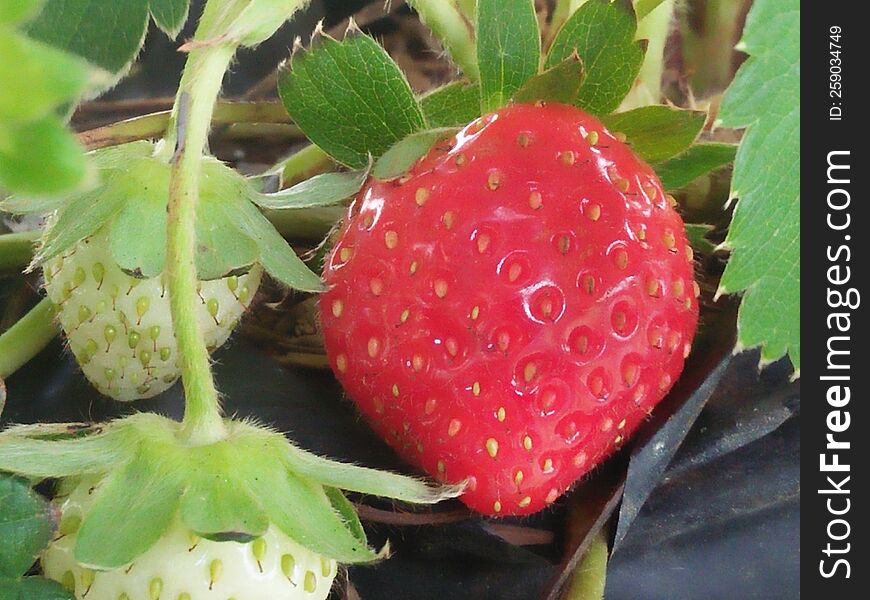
[546,0,646,115]
[654,143,737,190]
[227,195,324,292]
[324,487,367,544]
[419,81,481,128]
[74,452,184,569]
[0,575,75,600]
[254,165,369,210]
[278,25,426,169]
[243,463,378,563]
[476,0,541,112]
[372,129,458,181]
[601,106,707,163]
[179,446,269,542]
[513,54,585,105]
[0,430,123,479]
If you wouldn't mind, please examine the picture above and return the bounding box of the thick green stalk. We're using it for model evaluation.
[621,0,676,109]
[167,41,236,445]
[563,530,609,600]
[0,298,58,379]
[408,0,479,80]
[0,231,38,273]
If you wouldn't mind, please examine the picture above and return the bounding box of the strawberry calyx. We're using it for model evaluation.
[0,414,462,569]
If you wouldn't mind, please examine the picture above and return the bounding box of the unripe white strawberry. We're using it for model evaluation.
[42,479,338,600]
[44,228,262,401]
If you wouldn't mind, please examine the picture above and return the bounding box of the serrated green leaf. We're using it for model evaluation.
[279,30,425,169]
[0,576,75,600]
[228,196,324,292]
[75,454,183,569]
[513,54,585,105]
[372,129,457,180]
[546,0,645,115]
[244,467,378,563]
[0,474,53,577]
[35,184,125,264]
[0,116,86,196]
[419,81,481,128]
[476,0,540,112]
[717,0,799,371]
[254,167,368,210]
[684,223,715,254]
[654,143,736,190]
[179,448,269,542]
[601,106,706,163]
[148,0,188,37]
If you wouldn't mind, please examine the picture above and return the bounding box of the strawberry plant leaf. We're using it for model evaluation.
[716,0,799,371]
[513,54,585,105]
[254,167,369,210]
[0,576,74,600]
[25,0,192,74]
[0,474,53,578]
[373,129,458,180]
[684,223,715,254]
[75,454,184,569]
[476,0,541,112]
[0,116,87,196]
[279,28,425,169]
[655,143,737,190]
[546,0,646,115]
[601,106,706,163]
[420,81,481,128]
[245,467,379,563]
[228,196,324,292]
[0,0,42,24]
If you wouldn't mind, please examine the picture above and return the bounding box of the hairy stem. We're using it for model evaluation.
[0,298,58,379]
[408,0,479,80]
[563,529,609,600]
[0,231,38,274]
[166,39,236,445]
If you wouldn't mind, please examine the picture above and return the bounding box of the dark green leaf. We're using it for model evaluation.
[149,0,188,37]
[0,475,53,577]
[254,167,369,210]
[601,106,706,163]
[476,0,541,111]
[654,143,736,190]
[513,54,585,104]
[35,184,126,264]
[74,454,183,568]
[0,576,74,600]
[546,0,645,114]
[0,116,86,196]
[420,81,481,128]
[245,467,378,563]
[279,29,425,169]
[372,129,457,180]
[25,0,150,73]
[684,223,715,254]
[228,196,324,292]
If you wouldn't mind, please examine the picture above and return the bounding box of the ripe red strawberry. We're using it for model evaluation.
[320,103,699,516]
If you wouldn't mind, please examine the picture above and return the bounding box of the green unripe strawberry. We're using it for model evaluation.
[43,478,337,600]
[44,229,262,401]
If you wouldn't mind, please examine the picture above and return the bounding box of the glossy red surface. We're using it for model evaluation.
[320,103,699,515]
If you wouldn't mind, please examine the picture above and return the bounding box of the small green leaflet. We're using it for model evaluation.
[513,54,585,105]
[420,81,481,128]
[372,129,458,180]
[654,143,737,191]
[0,1,92,195]
[601,106,706,163]
[0,474,71,599]
[476,0,541,112]
[717,0,799,372]
[26,0,189,73]
[684,223,715,254]
[255,166,369,210]
[279,27,426,169]
[546,0,646,115]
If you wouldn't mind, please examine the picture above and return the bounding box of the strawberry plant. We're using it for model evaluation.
[0,0,799,598]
